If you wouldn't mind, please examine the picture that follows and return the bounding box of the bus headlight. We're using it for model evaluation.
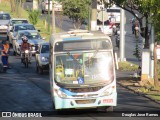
[55,89,68,98]
[100,86,115,96]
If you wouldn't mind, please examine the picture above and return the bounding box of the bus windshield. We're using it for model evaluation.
[54,51,114,86]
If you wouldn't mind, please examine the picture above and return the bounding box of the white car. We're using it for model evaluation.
[9,23,36,45]
[97,20,114,36]
[35,42,49,74]
[7,18,29,41]
[12,30,45,55]
[0,12,11,36]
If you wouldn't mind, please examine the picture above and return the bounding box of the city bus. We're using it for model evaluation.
[49,30,117,112]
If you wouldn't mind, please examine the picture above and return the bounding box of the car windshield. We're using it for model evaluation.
[18,31,41,39]
[15,25,35,32]
[11,20,28,26]
[0,14,11,20]
[41,45,49,53]
[54,51,114,85]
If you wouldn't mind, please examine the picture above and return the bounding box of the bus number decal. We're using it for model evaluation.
[102,99,113,103]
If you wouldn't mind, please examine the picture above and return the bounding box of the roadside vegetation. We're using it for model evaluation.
[0,0,58,41]
[118,61,139,71]
[59,0,91,29]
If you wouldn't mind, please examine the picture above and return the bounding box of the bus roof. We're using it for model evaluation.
[49,30,111,43]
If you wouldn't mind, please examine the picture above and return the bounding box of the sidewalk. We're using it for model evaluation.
[117,70,160,105]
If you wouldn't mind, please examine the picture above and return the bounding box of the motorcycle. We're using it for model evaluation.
[21,50,30,68]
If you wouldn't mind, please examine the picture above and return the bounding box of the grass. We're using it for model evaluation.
[0,2,11,12]
[148,95,160,101]
[118,61,139,71]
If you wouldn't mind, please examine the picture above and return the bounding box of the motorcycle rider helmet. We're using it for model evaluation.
[22,36,28,43]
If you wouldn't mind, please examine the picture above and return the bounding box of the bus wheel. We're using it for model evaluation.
[106,106,113,112]
[97,106,113,112]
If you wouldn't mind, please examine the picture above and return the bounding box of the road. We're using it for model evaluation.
[0,2,159,119]
[24,2,143,65]
[0,51,160,111]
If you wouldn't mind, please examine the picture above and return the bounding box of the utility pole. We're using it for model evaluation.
[150,25,155,78]
[48,0,50,32]
[119,8,126,61]
[33,0,38,10]
[91,0,97,31]
[52,0,56,34]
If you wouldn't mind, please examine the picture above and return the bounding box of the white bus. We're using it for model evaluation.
[49,30,117,112]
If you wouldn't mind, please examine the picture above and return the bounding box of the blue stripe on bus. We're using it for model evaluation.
[63,37,82,41]
[60,88,77,96]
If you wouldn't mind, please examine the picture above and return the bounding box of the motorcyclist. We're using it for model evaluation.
[131,14,139,34]
[0,40,10,72]
[20,36,32,63]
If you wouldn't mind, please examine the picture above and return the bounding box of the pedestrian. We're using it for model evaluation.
[6,41,11,69]
[0,40,10,72]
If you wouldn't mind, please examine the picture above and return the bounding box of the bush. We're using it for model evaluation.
[119,61,139,71]
[27,9,40,25]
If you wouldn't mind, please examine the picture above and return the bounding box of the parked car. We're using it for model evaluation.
[41,0,52,14]
[12,30,45,55]
[8,23,37,45]
[7,18,29,41]
[35,42,49,74]
[0,11,11,36]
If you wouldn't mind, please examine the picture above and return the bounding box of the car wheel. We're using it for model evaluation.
[42,10,44,14]
[97,106,113,112]
[36,63,38,72]
[7,36,9,41]
[13,50,17,56]
[38,64,43,74]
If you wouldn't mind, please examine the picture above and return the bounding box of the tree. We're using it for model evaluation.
[59,0,91,29]
[103,0,159,49]
[27,10,40,25]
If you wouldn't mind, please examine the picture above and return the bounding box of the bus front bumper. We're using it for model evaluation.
[53,92,117,110]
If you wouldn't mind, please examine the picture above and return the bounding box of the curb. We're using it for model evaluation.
[117,82,160,105]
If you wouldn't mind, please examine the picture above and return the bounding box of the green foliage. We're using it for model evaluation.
[119,61,139,71]
[133,41,141,61]
[27,10,40,25]
[136,87,150,93]
[59,0,91,28]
